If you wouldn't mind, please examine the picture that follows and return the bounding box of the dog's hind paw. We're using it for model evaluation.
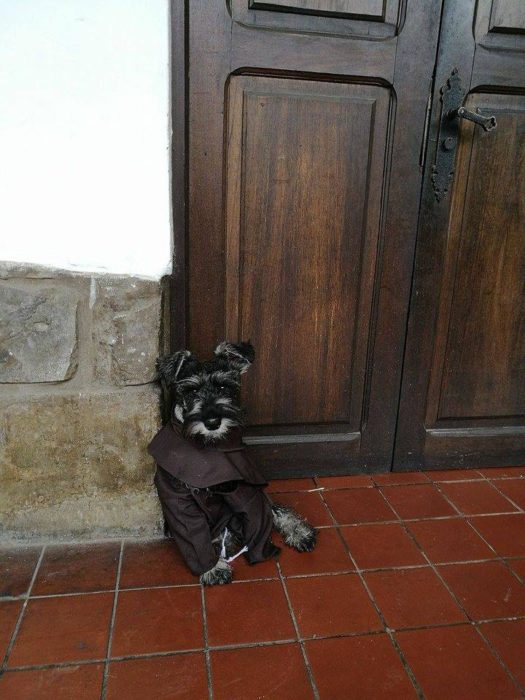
[200,558,233,586]
[271,503,318,553]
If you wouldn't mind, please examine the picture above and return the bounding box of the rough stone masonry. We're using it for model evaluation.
[0,264,164,540]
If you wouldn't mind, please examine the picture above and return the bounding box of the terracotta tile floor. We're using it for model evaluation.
[1,467,525,699]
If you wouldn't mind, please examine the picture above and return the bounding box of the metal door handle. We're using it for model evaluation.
[448,106,497,132]
[431,68,498,201]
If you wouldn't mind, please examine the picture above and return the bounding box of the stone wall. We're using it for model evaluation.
[0,264,165,541]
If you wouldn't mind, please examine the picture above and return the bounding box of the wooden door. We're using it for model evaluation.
[176,0,442,477]
[394,0,525,470]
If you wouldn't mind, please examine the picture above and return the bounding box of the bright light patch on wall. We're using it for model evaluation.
[0,0,171,279]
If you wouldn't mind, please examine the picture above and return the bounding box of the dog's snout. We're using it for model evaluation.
[204,416,221,429]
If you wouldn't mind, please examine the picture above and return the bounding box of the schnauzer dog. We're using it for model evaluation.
[148,341,317,586]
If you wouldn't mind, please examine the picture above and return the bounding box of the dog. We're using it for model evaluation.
[148,340,317,586]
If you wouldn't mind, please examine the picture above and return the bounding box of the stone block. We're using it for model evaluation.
[0,387,163,538]
[92,278,161,386]
[0,283,78,383]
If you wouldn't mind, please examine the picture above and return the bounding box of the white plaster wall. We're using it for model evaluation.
[0,1,171,279]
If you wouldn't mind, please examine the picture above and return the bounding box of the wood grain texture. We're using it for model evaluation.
[182,0,443,474]
[225,77,389,427]
[233,0,400,39]
[250,0,385,19]
[490,0,525,33]
[394,0,525,470]
[434,95,525,420]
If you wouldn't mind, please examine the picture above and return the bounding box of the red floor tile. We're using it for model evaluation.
[508,558,525,582]
[407,518,495,564]
[372,472,430,486]
[112,587,202,656]
[439,481,517,516]
[492,478,525,510]
[396,625,519,700]
[120,540,197,588]
[279,528,353,576]
[9,593,113,666]
[0,547,41,598]
[427,469,483,482]
[0,664,103,700]
[314,475,373,489]
[323,488,396,525]
[211,643,314,700]
[106,653,208,700]
[469,514,525,557]
[205,580,295,646]
[307,634,417,699]
[0,600,22,659]
[267,478,315,493]
[380,484,456,520]
[286,573,382,638]
[271,492,332,526]
[364,568,465,629]
[479,466,525,479]
[439,561,525,620]
[341,523,425,570]
[479,619,525,689]
[32,542,120,595]
[231,550,279,580]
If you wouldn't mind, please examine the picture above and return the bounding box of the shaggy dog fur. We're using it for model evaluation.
[155,341,317,585]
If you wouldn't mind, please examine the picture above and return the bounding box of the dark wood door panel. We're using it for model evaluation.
[477,0,525,35]
[395,0,525,471]
[427,93,525,424]
[232,0,402,38]
[225,77,391,430]
[183,0,443,476]
[250,0,385,19]
[474,0,525,83]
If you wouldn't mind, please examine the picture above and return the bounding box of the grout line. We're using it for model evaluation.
[200,587,213,700]
[1,545,46,672]
[431,482,525,585]
[318,491,425,700]
[4,616,525,674]
[475,623,525,698]
[276,561,320,700]
[3,549,523,606]
[100,540,124,700]
[479,474,525,514]
[385,495,525,698]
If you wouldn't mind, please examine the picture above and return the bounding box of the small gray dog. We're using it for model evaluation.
[148,341,317,585]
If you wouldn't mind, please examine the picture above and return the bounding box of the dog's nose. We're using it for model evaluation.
[204,417,221,429]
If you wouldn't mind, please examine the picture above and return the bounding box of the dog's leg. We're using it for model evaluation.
[271,503,317,552]
[211,527,243,559]
[200,558,233,586]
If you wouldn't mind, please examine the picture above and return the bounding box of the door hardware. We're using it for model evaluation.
[448,106,497,132]
[431,69,498,201]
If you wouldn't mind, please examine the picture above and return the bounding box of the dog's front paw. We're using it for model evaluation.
[272,503,318,553]
[200,558,233,586]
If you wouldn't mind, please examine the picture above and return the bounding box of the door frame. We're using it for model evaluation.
[168,0,188,354]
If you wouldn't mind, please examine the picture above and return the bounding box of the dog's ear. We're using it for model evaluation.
[214,341,255,374]
[156,350,199,387]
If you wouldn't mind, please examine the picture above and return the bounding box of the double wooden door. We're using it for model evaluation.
[172,0,525,477]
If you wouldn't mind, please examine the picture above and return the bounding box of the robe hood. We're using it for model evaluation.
[147,422,267,489]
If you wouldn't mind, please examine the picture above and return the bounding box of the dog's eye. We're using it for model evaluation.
[218,385,226,391]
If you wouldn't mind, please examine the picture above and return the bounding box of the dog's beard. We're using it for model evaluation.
[185,417,237,443]
[175,398,245,443]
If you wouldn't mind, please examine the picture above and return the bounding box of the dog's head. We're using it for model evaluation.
[156,341,254,443]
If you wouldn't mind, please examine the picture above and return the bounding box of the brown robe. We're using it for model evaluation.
[148,422,280,575]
